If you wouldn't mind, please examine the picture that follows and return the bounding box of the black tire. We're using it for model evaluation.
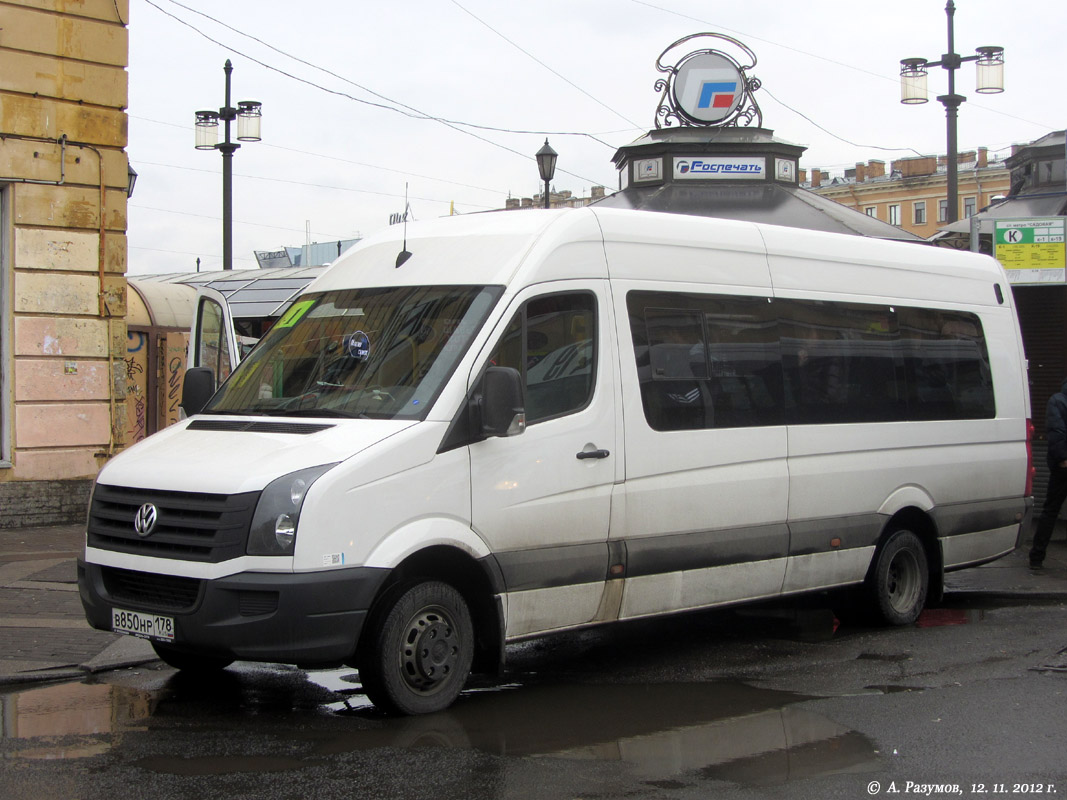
[358,580,474,716]
[868,529,928,626]
[152,641,234,672]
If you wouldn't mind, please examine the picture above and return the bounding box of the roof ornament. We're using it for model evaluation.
[654,33,763,130]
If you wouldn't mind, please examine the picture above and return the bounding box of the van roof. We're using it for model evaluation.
[309,207,1007,305]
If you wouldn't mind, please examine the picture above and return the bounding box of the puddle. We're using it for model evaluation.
[856,652,911,662]
[322,680,880,784]
[915,608,986,628]
[2,670,879,787]
[735,607,841,642]
[863,684,926,694]
[0,679,157,760]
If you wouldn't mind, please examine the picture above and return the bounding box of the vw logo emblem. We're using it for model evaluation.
[134,503,158,537]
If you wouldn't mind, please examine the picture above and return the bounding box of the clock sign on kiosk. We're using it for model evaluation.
[654,33,763,129]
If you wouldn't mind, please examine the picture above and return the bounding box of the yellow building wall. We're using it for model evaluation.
[1,0,130,485]
[812,165,1010,240]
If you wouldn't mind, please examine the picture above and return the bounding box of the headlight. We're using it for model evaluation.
[247,464,337,556]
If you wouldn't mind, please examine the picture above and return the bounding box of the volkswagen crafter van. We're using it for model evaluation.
[79,208,1033,714]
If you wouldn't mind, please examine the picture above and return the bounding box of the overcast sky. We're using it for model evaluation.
[126,0,1064,275]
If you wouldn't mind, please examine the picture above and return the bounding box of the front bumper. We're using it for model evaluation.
[78,560,389,667]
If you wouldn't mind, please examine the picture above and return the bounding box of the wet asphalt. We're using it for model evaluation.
[1,524,1066,798]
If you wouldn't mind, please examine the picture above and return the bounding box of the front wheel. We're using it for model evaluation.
[868,529,929,625]
[358,580,474,716]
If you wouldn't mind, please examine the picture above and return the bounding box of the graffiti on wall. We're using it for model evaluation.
[164,334,188,428]
[124,329,190,445]
[125,331,149,444]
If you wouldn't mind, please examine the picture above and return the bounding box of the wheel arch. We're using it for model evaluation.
[875,505,944,605]
[357,543,505,676]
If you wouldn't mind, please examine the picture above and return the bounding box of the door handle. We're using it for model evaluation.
[576,449,610,460]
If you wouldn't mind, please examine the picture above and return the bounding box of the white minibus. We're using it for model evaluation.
[79,208,1033,714]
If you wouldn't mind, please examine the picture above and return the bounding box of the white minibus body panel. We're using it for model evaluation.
[79,207,1032,716]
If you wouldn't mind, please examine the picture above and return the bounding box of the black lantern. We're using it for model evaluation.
[126,164,138,199]
[535,139,558,210]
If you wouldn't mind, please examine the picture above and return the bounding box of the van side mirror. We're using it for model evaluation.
[181,367,215,417]
[480,366,525,438]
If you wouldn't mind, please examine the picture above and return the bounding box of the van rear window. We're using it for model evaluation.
[627,291,994,431]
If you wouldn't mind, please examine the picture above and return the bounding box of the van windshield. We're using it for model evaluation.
[203,284,502,420]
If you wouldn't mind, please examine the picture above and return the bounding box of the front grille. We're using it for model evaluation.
[88,484,259,562]
[102,566,202,611]
[187,420,333,435]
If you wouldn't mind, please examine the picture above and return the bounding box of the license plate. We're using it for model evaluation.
[111,607,175,641]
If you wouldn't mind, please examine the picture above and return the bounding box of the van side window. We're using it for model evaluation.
[898,307,994,419]
[488,293,596,425]
[780,300,906,424]
[628,292,780,431]
[626,291,995,431]
[195,298,233,384]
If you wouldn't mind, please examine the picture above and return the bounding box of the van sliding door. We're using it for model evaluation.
[614,286,790,618]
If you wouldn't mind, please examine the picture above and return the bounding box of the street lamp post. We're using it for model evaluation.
[899,1,1003,225]
[194,59,263,270]
[535,139,558,210]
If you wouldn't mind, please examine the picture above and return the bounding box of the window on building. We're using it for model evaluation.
[865,207,877,218]
[914,201,927,225]
[938,199,949,222]
[888,204,901,226]
[964,197,977,218]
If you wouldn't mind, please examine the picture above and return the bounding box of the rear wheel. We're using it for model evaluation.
[358,580,474,716]
[152,642,233,672]
[868,529,928,625]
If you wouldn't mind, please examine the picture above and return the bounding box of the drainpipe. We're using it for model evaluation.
[1,133,119,455]
[82,142,118,456]
[847,184,862,214]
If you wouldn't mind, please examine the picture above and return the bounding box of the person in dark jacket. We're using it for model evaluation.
[1031,379,1067,567]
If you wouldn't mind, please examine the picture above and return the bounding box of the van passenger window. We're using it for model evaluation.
[488,293,596,424]
[628,292,780,431]
[626,291,993,431]
[898,308,994,419]
[780,301,906,424]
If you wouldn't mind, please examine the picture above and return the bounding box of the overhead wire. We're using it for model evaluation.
[449,0,642,131]
[143,0,615,185]
[161,0,620,147]
[759,89,927,158]
[630,0,1056,151]
[130,203,347,239]
[134,160,498,209]
[129,114,510,195]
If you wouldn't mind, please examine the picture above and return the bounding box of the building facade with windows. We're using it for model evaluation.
[0,0,131,525]
[504,186,608,211]
[806,149,1010,239]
